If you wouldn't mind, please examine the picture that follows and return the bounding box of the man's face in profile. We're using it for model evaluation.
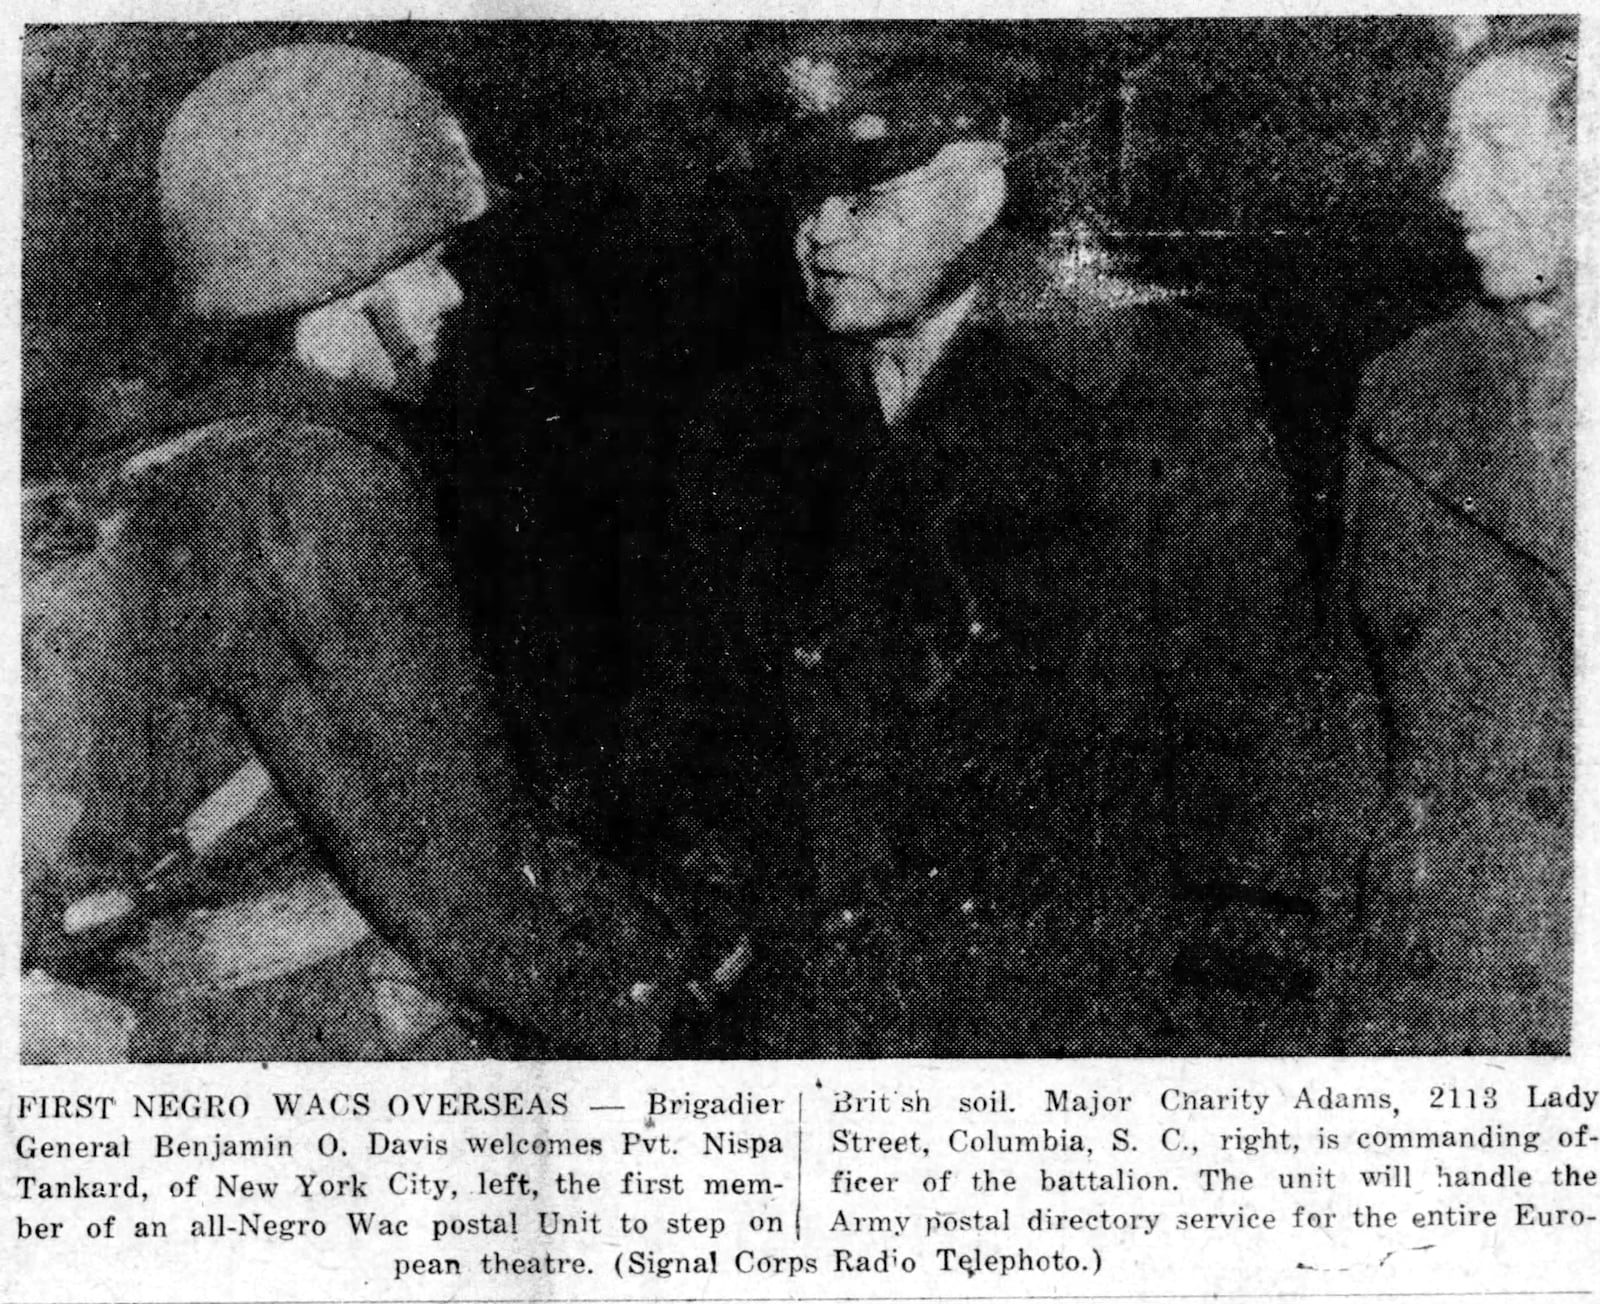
[794,141,1006,337]
[363,245,467,405]
[359,120,487,404]
[1442,53,1576,302]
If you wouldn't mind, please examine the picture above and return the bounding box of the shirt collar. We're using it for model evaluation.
[867,284,981,421]
[873,284,981,368]
[153,361,422,471]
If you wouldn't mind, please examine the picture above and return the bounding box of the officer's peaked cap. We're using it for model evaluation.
[776,50,1019,201]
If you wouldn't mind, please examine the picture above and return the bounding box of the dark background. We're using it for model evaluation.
[23,19,1478,773]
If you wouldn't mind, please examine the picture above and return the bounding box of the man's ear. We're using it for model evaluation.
[948,141,1008,244]
[294,291,397,392]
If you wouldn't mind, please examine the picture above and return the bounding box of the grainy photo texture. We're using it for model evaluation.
[18,16,1575,1062]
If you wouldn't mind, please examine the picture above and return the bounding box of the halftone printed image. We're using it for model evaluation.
[19,16,1573,1062]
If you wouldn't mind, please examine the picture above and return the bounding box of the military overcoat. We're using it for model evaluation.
[634,255,1379,1056]
[1342,299,1573,1054]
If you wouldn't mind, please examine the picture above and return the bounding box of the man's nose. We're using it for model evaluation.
[808,193,859,245]
[435,265,465,314]
[1439,146,1481,223]
[1439,158,1467,219]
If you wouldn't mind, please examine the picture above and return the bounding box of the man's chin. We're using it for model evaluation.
[807,288,886,336]
[1475,261,1564,306]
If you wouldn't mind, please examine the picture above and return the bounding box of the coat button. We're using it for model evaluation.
[1525,784,1563,824]
[1405,937,1438,980]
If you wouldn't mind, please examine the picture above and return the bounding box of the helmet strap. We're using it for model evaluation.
[293,294,400,398]
[362,291,429,404]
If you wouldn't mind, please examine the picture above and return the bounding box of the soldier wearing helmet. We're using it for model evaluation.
[22,43,695,1061]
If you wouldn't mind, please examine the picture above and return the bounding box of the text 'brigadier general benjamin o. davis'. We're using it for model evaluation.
[21,44,714,1063]
[622,49,1380,1058]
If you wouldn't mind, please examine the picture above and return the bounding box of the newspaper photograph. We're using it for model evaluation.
[2,2,1595,1301]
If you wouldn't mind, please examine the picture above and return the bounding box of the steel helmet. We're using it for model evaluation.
[159,43,490,323]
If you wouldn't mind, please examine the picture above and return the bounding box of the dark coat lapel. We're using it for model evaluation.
[1368,302,1572,589]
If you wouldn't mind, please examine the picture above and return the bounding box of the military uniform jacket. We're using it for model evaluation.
[23,363,681,1060]
[639,265,1377,1054]
[1343,298,1573,1054]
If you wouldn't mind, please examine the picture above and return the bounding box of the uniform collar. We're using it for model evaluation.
[872,283,981,369]
[153,361,424,477]
[868,284,981,422]
[821,234,1142,414]
[1372,298,1574,584]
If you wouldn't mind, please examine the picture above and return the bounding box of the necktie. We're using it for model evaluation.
[871,340,914,425]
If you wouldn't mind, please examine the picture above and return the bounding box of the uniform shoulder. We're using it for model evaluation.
[112,411,286,530]
[195,404,412,481]
[1129,305,1271,462]
[1349,303,1512,477]
[1000,294,1256,403]
[1356,302,1491,421]
[123,363,418,488]
[117,411,283,487]
[130,406,419,549]
[1128,299,1257,378]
